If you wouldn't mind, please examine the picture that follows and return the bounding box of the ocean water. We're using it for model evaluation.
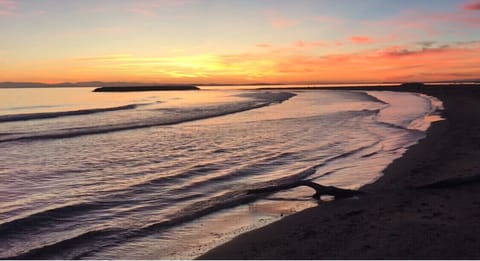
[0,86,442,259]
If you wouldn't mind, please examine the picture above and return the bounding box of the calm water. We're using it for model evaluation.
[0,86,442,259]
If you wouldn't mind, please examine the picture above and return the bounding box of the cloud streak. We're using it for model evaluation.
[463,1,480,10]
[256,43,273,48]
[0,0,17,16]
[380,45,451,57]
[54,41,479,83]
[2,1,480,83]
[125,0,194,16]
[350,36,373,44]
[292,40,329,48]
[265,10,298,29]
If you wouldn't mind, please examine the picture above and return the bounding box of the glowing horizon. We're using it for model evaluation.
[1,0,480,84]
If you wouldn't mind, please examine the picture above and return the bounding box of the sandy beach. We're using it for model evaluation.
[199,85,480,259]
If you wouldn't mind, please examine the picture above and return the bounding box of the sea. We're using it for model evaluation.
[0,85,443,259]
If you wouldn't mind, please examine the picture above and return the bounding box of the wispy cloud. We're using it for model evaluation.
[275,42,480,82]
[463,1,480,11]
[76,54,134,62]
[309,15,344,25]
[380,45,451,57]
[63,40,480,83]
[255,40,332,53]
[265,10,298,29]
[126,0,193,16]
[398,8,480,31]
[350,36,373,44]
[55,26,132,39]
[358,5,480,42]
[256,43,273,48]
[0,0,17,16]
[293,40,329,48]
[416,41,436,48]
[82,6,112,14]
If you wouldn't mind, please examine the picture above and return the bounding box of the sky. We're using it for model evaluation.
[1,0,480,84]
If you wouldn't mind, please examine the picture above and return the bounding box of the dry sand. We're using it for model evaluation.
[199,85,480,259]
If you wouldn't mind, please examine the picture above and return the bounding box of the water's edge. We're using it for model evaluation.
[192,91,444,259]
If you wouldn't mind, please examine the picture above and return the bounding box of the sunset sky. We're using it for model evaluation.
[1,0,480,84]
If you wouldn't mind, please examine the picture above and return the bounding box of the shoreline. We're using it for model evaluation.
[199,85,480,259]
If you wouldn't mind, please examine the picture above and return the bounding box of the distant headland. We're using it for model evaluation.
[400,82,425,88]
[92,85,199,92]
[0,81,201,88]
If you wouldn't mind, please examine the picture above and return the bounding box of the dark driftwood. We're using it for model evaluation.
[416,174,480,189]
[247,180,364,199]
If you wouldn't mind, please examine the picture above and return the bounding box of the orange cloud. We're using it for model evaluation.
[268,41,480,82]
[350,36,373,44]
[254,40,332,54]
[293,40,329,48]
[256,43,273,48]
[4,42,480,84]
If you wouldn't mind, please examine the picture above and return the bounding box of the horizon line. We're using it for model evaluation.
[1,79,479,87]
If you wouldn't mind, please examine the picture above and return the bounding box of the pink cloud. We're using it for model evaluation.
[293,40,329,48]
[310,15,344,25]
[350,36,373,44]
[265,10,298,29]
[360,12,439,37]
[386,8,480,35]
[0,0,17,16]
[253,40,331,54]
[126,0,193,16]
[359,6,480,41]
[271,42,480,82]
[463,1,480,10]
[82,6,112,14]
[55,26,132,39]
[424,11,480,27]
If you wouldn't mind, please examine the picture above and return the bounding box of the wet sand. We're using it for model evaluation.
[199,85,480,259]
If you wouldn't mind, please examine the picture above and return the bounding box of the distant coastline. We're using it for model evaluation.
[1,80,479,89]
[92,85,199,92]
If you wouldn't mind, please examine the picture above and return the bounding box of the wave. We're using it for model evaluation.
[9,228,123,260]
[366,91,442,132]
[4,90,428,259]
[406,93,444,131]
[349,91,389,105]
[0,104,141,123]
[4,190,261,259]
[236,91,299,103]
[0,92,296,143]
[4,104,69,111]
[3,136,382,259]
[0,202,103,236]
